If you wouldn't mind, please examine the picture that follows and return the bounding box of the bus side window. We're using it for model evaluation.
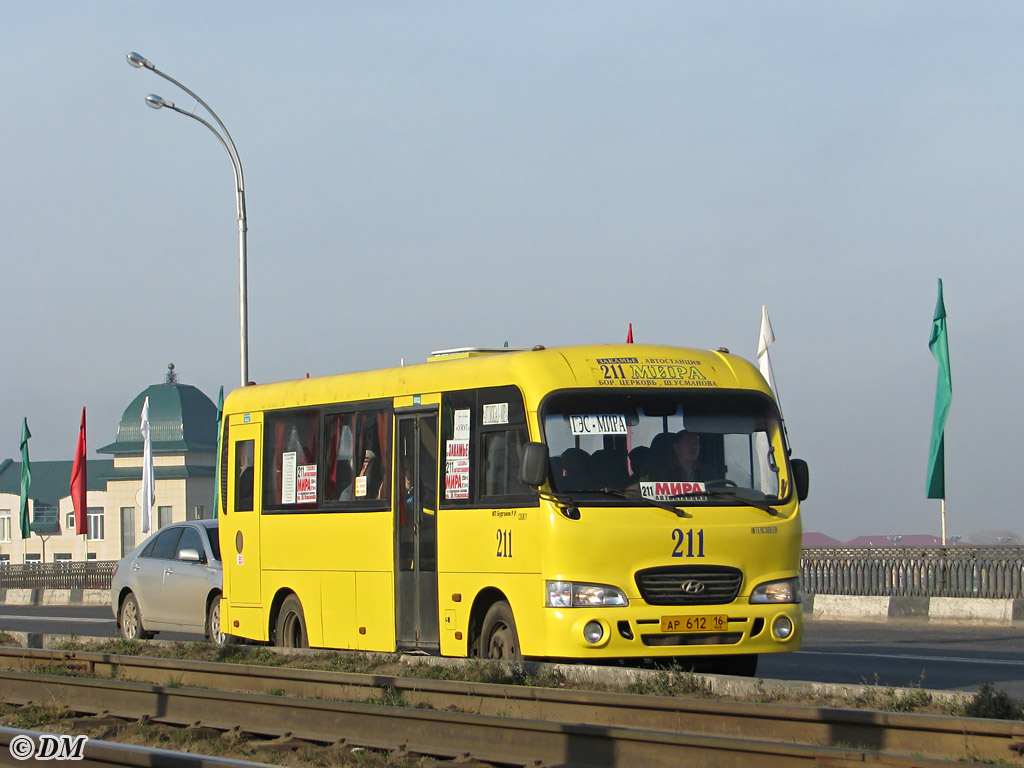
[264,410,320,509]
[482,428,530,497]
[236,439,254,512]
[324,407,391,504]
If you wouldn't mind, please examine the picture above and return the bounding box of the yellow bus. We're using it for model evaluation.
[218,343,808,675]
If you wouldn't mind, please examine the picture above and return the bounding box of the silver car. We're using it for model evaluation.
[111,519,229,644]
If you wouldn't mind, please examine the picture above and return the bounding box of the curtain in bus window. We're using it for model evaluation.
[377,411,390,500]
[325,414,354,501]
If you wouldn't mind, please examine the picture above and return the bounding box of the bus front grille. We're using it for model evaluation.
[635,565,743,606]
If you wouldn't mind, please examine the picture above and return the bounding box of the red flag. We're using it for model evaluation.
[70,407,87,535]
[626,323,634,343]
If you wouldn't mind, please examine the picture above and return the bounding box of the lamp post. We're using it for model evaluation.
[126,52,249,388]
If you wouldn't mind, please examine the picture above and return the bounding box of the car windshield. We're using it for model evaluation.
[206,524,221,562]
[541,390,786,503]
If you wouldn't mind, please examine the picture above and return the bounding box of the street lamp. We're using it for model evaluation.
[127,52,249,387]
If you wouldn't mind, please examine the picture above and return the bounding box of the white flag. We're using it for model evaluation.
[757,305,778,395]
[755,306,781,494]
[141,396,155,534]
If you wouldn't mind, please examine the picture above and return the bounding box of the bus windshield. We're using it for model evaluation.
[541,390,785,503]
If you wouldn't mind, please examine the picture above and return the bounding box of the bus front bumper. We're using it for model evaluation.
[529,602,802,659]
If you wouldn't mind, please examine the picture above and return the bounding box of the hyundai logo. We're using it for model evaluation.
[679,580,705,594]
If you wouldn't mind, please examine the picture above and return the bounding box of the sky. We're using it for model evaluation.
[3,2,1022,543]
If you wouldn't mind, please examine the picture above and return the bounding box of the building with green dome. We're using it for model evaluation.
[0,368,219,564]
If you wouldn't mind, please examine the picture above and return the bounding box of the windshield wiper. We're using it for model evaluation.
[575,487,693,518]
[705,488,780,516]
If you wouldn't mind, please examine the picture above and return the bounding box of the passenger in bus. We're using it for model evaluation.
[558,447,594,492]
[590,448,630,489]
[627,445,651,485]
[340,448,380,499]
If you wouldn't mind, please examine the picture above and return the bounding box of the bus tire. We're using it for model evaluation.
[275,594,308,648]
[480,601,522,661]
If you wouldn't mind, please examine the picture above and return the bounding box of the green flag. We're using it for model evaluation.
[926,279,951,499]
[19,418,31,539]
[214,385,224,518]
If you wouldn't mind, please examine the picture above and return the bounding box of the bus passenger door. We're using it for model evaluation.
[227,419,262,605]
[395,410,439,653]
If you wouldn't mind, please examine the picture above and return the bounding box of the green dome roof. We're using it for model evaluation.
[98,382,218,455]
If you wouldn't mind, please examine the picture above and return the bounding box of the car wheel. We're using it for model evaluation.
[479,600,522,661]
[275,594,307,648]
[206,594,236,646]
[119,593,152,641]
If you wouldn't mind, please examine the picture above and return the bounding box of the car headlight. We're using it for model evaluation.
[546,581,628,608]
[749,578,801,604]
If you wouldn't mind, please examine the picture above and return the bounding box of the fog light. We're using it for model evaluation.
[583,621,604,644]
[772,615,794,640]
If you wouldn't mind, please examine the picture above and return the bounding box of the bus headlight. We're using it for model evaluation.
[546,581,628,608]
[749,578,801,604]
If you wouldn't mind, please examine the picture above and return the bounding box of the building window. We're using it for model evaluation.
[86,552,96,560]
[120,507,135,557]
[0,510,10,543]
[66,511,75,530]
[0,554,9,564]
[87,508,104,541]
[55,553,72,562]
[25,553,41,562]
[157,506,173,529]
[189,505,206,521]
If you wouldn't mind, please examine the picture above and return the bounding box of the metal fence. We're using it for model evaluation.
[3,549,1024,598]
[801,547,1024,599]
[0,561,116,590]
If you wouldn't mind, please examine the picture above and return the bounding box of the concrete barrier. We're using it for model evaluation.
[0,589,111,606]
[807,594,1024,625]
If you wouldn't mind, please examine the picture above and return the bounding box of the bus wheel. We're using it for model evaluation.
[714,653,758,677]
[480,601,522,661]
[276,595,308,648]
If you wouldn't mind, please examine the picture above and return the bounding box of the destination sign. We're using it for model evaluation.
[591,357,717,388]
[569,414,628,435]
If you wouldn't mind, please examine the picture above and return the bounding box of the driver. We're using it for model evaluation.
[673,431,702,481]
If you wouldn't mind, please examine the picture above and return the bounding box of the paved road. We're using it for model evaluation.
[2,606,1023,696]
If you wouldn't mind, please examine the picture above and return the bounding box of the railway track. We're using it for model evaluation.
[0,646,1022,767]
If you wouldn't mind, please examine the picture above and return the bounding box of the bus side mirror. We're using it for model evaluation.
[791,458,809,501]
[519,442,550,487]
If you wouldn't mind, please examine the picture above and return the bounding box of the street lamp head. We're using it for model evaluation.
[126,52,154,70]
[145,94,174,110]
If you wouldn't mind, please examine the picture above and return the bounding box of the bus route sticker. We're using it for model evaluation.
[296,464,317,503]
[482,402,509,425]
[641,481,707,500]
[445,439,470,499]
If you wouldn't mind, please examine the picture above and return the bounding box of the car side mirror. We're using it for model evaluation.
[178,548,202,563]
[519,442,550,487]
[791,458,809,501]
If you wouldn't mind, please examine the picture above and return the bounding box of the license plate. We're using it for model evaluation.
[660,614,728,632]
